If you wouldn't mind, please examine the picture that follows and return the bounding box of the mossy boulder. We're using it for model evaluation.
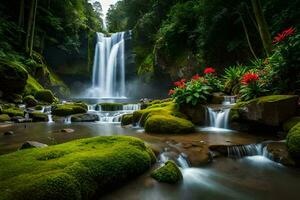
[151,161,182,184]
[0,136,155,200]
[35,89,56,103]
[145,115,195,134]
[0,114,10,122]
[1,107,24,117]
[96,103,123,111]
[52,103,87,116]
[0,61,28,95]
[286,122,300,160]
[283,117,300,132]
[71,113,99,122]
[24,75,44,96]
[121,114,133,126]
[23,95,38,107]
[29,112,48,122]
[179,103,207,125]
[230,95,299,126]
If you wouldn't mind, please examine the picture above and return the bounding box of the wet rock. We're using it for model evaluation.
[20,141,48,150]
[209,145,229,156]
[266,141,296,167]
[230,95,299,127]
[3,131,14,136]
[29,112,48,122]
[211,92,226,104]
[23,95,38,107]
[71,113,99,122]
[60,128,75,133]
[179,103,206,125]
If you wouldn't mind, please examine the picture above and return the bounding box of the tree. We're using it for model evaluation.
[251,0,272,56]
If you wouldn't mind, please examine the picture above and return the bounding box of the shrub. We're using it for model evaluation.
[223,65,248,95]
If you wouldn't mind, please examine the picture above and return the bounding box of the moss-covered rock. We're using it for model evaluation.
[71,113,99,122]
[121,114,133,126]
[0,114,10,122]
[0,60,28,95]
[24,75,44,96]
[151,161,182,184]
[35,89,56,103]
[29,112,48,122]
[0,136,155,200]
[283,117,300,132]
[286,122,300,159]
[230,95,299,127]
[23,95,38,107]
[52,103,88,116]
[1,107,24,117]
[96,103,123,111]
[145,115,195,134]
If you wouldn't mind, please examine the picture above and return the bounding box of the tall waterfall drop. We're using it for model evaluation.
[87,32,126,98]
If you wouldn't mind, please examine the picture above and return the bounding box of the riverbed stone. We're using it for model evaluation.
[71,113,99,122]
[230,95,299,127]
[20,141,48,150]
[60,128,75,133]
[266,141,296,167]
[3,131,14,136]
[151,160,182,184]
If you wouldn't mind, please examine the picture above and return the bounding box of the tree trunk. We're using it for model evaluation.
[25,0,35,54]
[251,0,272,56]
[29,0,38,57]
[18,0,25,40]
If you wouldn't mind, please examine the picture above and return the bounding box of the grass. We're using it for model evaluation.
[0,136,156,200]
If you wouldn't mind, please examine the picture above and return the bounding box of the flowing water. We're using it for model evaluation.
[87,32,127,98]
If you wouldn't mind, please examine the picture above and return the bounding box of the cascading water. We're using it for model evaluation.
[207,107,231,129]
[87,32,126,98]
[227,143,270,158]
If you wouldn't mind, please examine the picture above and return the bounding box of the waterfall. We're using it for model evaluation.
[88,32,126,98]
[207,107,230,129]
[227,143,272,159]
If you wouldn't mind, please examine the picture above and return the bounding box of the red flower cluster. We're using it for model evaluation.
[273,27,296,44]
[204,67,216,74]
[241,73,259,85]
[192,74,201,80]
[168,89,175,96]
[174,79,186,88]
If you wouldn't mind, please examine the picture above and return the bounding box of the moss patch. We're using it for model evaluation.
[286,122,300,159]
[121,114,133,126]
[0,114,10,122]
[283,117,300,132]
[0,136,155,200]
[24,75,44,96]
[23,95,38,107]
[151,161,182,184]
[1,107,24,117]
[29,112,48,122]
[52,103,87,116]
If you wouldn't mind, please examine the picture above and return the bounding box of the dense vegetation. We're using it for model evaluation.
[0,0,103,100]
[106,0,300,83]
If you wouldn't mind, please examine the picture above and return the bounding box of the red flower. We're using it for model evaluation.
[273,27,296,44]
[174,79,186,88]
[192,74,201,80]
[174,81,181,87]
[241,73,259,85]
[180,79,186,83]
[168,89,175,95]
[204,67,216,74]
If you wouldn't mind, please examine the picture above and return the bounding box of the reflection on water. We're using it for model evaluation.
[102,157,300,200]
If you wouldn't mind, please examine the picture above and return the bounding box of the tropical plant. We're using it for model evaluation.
[239,72,268,100]
[169,77,212,106]
[203,67,223,92]
[223,65,248,95]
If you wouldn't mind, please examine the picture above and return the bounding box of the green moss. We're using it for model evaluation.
[0,136,155,200]
[0,114,10,122]
[24,75,44,96]
[151,161,182,184]
[286,122,300,159]
[137,54,154,76]
[145,115,195,134]
[283,117,300,132]
[23,95,38,107]
[1,107,24,117]
[52,103,87,116]
[35,105,43,110]
[35,89,56,104]
[96,103,123,111]
[121,114,133,126]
